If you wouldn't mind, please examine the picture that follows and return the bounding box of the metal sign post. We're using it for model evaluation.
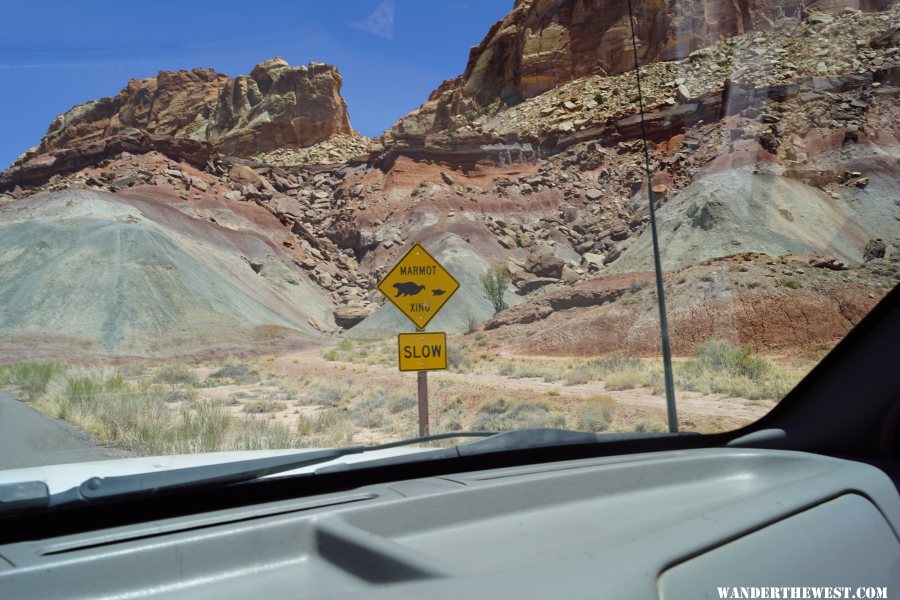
[417,369,428,436]
[397,330,447,437]
[378,244,458,437]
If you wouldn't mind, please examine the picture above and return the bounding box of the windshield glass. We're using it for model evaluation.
[0,0,897,473]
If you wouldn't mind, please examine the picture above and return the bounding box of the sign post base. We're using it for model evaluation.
[417,370,429,437]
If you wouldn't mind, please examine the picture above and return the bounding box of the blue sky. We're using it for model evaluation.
[0,1,512,168]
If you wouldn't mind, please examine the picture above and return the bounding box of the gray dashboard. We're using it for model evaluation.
[1,448,898,599]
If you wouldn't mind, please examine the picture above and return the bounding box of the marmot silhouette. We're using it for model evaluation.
[393,282,426,297]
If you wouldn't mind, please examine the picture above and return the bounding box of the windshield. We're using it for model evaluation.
[0,0,897,474]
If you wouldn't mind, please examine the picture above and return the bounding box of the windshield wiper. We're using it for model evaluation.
[42,432,497,508]
[3,428,687,514]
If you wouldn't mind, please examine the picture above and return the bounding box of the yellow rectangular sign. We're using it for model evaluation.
[398,332,447,372]
[377,243,460,329]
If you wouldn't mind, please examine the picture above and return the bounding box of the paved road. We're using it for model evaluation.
[0,391,124,469]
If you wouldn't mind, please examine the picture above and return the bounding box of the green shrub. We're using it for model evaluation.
[672,339,798,400]
[323,349,340,361]
[480,264,513,313]
[686,339,770,380]
[0,361,64,400]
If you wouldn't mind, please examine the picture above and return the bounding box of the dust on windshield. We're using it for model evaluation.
[0,0,897,468]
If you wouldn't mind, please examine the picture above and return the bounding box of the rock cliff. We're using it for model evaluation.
[389,0,894,138]
[31,57,353,159]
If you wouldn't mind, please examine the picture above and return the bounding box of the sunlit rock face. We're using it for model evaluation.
[388,0,893,137]
[30,58,353,159]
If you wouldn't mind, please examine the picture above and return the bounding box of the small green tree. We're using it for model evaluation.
[480,264,513,313]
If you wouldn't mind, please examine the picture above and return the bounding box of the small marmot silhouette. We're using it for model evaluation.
[393,282,426,297]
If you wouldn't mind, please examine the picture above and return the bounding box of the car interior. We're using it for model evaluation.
[0,285,897,599]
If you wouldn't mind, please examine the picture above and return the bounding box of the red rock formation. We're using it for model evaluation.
[31,58,353,159]
[389,0,892,138]
[0,132,213,191]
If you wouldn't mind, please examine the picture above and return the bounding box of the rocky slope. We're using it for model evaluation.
[387,0,895,139]
[0,188,333,357]
[20,57,353,161]
[0,0,898,357]
[480,253,898,356]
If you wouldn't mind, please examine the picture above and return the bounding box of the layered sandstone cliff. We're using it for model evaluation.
[388,0,893,138]
[32,57,353,159]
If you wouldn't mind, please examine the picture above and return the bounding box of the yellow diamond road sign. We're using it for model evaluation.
[398,332,447,372]
[377,243,460,329]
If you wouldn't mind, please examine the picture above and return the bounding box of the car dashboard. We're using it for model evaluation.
[1,447,898,599]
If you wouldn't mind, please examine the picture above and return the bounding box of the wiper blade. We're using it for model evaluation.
[455,428,693,454]
[20,428,690,512]
[454,428,600,455]
[312,428,689,474]
[46,432,496,508]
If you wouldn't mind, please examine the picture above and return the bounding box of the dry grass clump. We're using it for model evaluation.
[471,397,566,432]
[447,344,472,373]
[241,399,286,414]
[495,360,562,382]
[348,389,419,437]
[16,365,362,455]
[296,409,354,447]
[435,396,467,432]
[578,395,616,432]
[633,420,667,433]
[321,339,397,368]
[209,363,260,384]
[153,365,196,385]
[303,382,355,407]
[584,342,802,401]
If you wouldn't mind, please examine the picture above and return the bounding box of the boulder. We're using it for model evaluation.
[333,306,374,329]
[582,252,605,269]
[863,239,887,262]
[516,277,561,294]
[809,256,848,270]
[524,252,565,278]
